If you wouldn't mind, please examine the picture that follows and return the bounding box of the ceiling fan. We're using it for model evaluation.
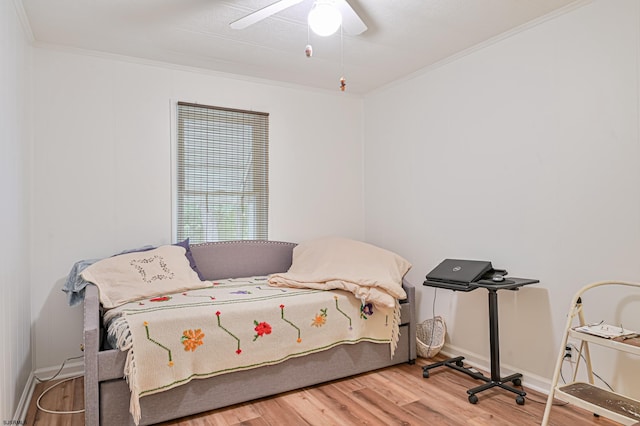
[230,0,368,36]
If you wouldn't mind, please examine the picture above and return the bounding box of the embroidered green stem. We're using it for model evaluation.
[144,321,173,366]
[215,311,242,354]
[181,292,216,300]
[280,304,302,342]
[256,286,287,292]
[334,296,352,329]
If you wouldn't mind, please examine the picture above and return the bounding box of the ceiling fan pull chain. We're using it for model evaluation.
[305,22,313,58]
[340,25,346,92]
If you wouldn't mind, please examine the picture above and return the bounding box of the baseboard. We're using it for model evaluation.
[439,344,552,396]
[13,359,85,422]
[13,372,36,423]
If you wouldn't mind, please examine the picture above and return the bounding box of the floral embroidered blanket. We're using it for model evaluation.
[104,276,400,425]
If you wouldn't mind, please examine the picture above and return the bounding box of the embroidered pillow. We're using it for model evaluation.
[81,245,209,308]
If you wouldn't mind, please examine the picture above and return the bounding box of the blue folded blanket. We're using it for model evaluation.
[62,258,101,306]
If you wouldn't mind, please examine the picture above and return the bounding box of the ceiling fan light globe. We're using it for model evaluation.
[308,2,342,37]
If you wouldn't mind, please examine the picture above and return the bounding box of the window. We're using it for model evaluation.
[175,102,268,243]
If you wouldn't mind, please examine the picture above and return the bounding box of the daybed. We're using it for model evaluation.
[82,240,417,426]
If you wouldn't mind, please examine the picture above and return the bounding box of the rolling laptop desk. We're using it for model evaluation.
[422,277,539,405]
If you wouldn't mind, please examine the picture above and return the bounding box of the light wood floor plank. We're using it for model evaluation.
[350,386,428,424]
[24,357,623,426]
[350,370,420,406]
[401,399,463,426]
[279,389,349,425]
[307,384,388,425]
[25,376,85,426]
[252,396,313,426]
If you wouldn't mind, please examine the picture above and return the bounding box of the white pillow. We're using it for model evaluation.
[81,245,208,308]
[269,237,411,307]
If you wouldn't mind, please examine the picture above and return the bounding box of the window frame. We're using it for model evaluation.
[172,101,269,243]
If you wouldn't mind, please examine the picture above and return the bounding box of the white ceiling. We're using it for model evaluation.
[20,0,582,94]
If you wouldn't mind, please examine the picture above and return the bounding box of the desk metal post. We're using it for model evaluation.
[488,289,500,382]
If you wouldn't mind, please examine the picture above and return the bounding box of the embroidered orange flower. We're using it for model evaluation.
[312,314,326,327]
[311,308,328,327]
[181,329,205,352]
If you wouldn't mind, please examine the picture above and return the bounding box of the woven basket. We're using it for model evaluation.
[416,316,446,358]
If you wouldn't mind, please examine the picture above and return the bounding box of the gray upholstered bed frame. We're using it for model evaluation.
[83,240,417,425]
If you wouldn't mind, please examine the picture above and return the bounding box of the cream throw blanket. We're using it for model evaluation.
[105,276,398,425]
[268,237,411,309]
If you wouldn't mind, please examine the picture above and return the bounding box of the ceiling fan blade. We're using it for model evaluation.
[230,0,305,30]
[334,0,367,35]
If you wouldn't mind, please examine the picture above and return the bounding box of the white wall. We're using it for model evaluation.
[31,49,365,370]
[364,0,640,394]
[0,1,32,419]
[27,0,640,402]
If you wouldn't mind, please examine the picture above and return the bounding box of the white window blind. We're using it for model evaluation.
[176,102,269,243]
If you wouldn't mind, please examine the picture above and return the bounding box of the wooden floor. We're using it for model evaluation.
[26,356,622,426]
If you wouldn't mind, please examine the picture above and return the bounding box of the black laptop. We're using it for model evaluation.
[425,259,493,286]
